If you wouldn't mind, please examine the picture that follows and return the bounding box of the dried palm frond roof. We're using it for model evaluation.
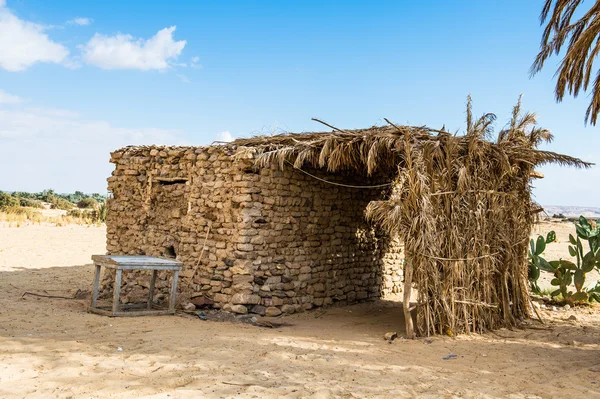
[232,103,591,177]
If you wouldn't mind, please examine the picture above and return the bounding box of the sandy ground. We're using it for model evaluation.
[1,222,600,398]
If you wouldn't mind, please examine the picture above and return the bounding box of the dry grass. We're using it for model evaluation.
[0,207,104,228]
[231,97,590,337]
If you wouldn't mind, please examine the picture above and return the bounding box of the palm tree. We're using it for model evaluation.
[531,0,600,125]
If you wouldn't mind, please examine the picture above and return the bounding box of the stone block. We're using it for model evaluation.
[231,293,261,305]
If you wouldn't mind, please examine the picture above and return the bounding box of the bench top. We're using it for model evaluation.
[92,255,182,270]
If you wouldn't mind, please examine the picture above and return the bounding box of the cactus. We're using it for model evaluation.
[546,218,600,305]
[528,218,600,305]
[528,231,556,294]
[575,216,600,253]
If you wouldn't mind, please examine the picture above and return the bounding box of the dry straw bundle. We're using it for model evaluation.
[233,97,590,337]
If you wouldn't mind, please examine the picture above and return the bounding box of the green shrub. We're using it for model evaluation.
[77,197,98,209]
[0,192,19,209]
[18,197,43,208]
[49,196,73,210]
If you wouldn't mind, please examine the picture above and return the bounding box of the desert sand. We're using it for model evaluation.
[1,221,600,398]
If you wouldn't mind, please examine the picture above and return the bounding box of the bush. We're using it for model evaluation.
[49,196,73,210]
[18,197,43,208]
[67,203,106,223]
[0,192,19,209]
[77,197,98,209]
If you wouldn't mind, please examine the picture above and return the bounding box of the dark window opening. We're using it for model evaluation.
[157,178,188,186]
[164,246,176,259]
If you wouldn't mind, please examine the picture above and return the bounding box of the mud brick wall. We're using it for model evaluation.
[102,145,404,316]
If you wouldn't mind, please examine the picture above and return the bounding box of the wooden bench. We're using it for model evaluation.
[89,255,182,317]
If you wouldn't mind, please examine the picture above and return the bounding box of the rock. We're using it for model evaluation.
[231,293,261,305]
[251,305,266,316]
[568,315,577,321]
[191,296,214,308]
[265,307,282,317]
[384,332,398,341]
[255,319,275,328]
[564,304,571,310]
[281,304,296,314]
[183,302,196,311]
[230,305,248,314]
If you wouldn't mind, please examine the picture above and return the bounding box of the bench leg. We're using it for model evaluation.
[169,270,179,313]
[148,270,157,309]
[112,269,122,314]
[90,264,101,309]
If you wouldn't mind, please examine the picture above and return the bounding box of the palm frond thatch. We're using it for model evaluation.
[232,99,590,337]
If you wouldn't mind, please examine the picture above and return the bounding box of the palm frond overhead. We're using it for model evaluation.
[531,0,600,125]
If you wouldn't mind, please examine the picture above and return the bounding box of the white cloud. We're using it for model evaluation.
[68,17,92,26]
[0,102,186,192]
[0,6,69,71]
[191,56,202,69]
[216,131,234,143]
[80,26,186,70]
[0,1,5,8]
[176,74,191,83]
[0,89,23,104]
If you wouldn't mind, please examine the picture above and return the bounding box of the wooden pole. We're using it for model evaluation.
[403,258,415,339]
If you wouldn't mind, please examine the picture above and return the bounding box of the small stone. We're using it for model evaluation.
[250,305,266,316]
[568,315,577,321]
[564,304,571,310]
[265,307,282,317]
[230,305,248,314]
[183,302,196,311]
[281,304,295,314]
[384,332,398,341]
[552,306,558,312]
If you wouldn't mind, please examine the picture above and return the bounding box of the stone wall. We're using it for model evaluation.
[103,145,404,315]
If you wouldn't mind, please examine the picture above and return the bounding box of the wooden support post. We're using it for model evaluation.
[169,270,179,313]
[148,270,157,309]
[112,269,122,314]
[403,260,415,339]
[91,263,101,309]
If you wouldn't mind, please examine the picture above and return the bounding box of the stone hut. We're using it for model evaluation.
[103,142,404,316]
[103,105,589,337]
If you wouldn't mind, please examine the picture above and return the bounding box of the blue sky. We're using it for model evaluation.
[0,0,598,206]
